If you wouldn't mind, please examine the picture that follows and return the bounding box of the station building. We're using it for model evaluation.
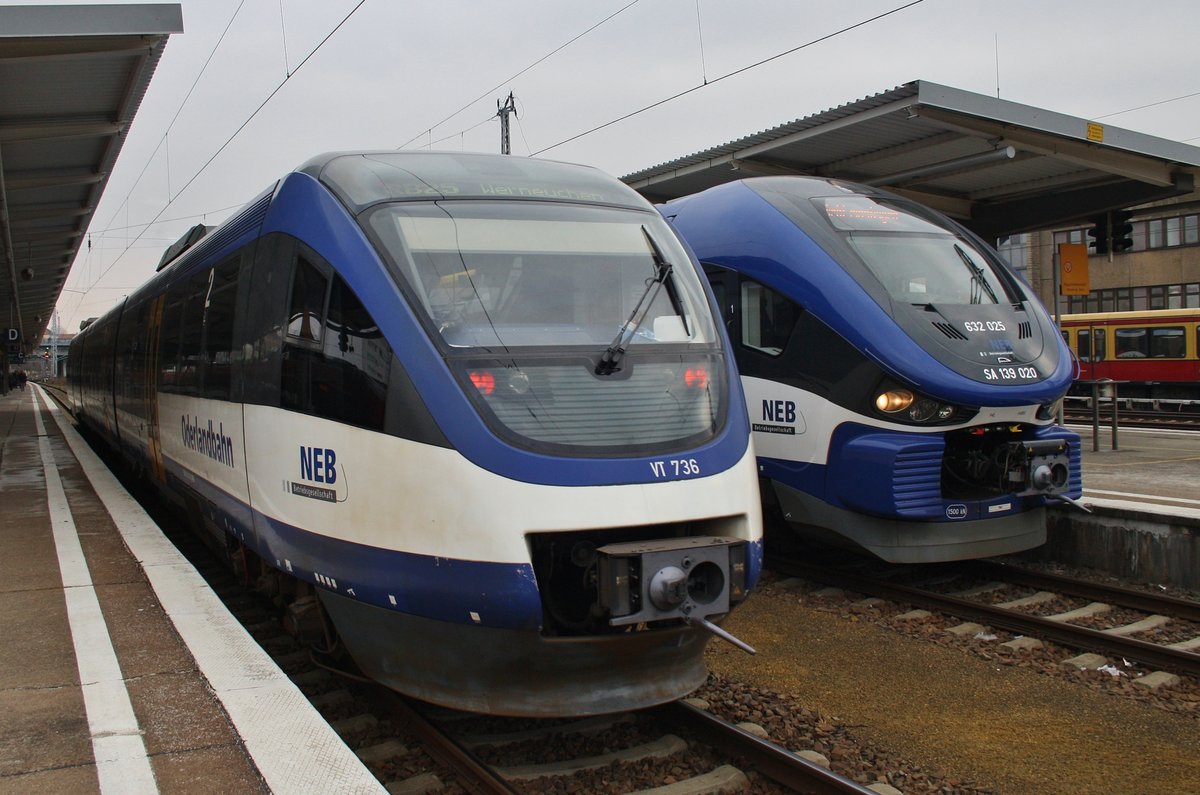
[1039,196,1200,314]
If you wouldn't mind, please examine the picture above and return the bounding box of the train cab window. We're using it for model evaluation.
[317,276,392,430]
[287,258,328,343]
[282,257,330,413]
[280,253,392,431]
[1150,327,1185,358]
[740,280,798,356]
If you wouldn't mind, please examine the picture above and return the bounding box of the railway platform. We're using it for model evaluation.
[0,386,384,794]
[1075,423,1200,517]
[1038,423,1200,591]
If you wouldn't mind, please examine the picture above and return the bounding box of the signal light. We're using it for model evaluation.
[1087,209,1135,255]
[1087,213,1110,255]
[1110,210,1134,253]
[684,367,709,388]
[468,371,495,394]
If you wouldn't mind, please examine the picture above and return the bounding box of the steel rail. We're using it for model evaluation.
[387,695,520,795]
[967,560,1200,623]
[771,556,1200,677]
[653,700,879,795]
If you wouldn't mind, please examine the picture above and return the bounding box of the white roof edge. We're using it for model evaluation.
[0,4,184,37]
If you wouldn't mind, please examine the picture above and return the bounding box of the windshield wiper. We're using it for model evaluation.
[595,227,674,376]
[955,243,999,304]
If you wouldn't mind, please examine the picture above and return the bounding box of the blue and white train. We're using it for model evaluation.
[68,152,762,717]
[663,176,1082,563]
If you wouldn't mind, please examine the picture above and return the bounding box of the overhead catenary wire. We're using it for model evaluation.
[415,1,925,159]
[73,0,369,302]
[91,0,250,240]
[533,0,925,156]
[397,0,642,150]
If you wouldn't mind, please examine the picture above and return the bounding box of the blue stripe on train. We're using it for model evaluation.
[162,456,544,630]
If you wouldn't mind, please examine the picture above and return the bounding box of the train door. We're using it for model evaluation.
[702,263,824,467]
[1078,324,1107,382]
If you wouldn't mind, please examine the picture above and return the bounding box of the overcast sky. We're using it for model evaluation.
[24,0,1200,333]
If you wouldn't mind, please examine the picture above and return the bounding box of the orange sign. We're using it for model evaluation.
[1059,243,1090,295]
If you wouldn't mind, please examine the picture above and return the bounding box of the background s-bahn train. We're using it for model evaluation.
[69,151,763,717]
[663,176,1082,563]
[1060,308,1200,407]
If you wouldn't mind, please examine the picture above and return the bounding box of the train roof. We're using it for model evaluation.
[1061,308,1200,324]
[296,151,651,214]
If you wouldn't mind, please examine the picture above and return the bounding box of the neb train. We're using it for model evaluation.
[69,151,762,716]
[663,176,1082,563]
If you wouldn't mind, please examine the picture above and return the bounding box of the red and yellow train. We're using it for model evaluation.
[1060,309,1200,402]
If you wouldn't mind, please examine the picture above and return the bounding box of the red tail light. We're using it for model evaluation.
[469,371,496,395]
[684,367,709,388]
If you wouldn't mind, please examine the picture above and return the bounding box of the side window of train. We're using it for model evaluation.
[177,271,210,395]
[201,254,241,401]
[115,301,151,419]
[239,234,292,407]
[158,283,187,392]
[1076,330,1091,361]
[1115,327,1149,358]
[1150,326,1185,358]
[740,280,798,357]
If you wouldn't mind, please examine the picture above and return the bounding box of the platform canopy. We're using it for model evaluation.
[624,80,1200,240]
[0,3,182,353]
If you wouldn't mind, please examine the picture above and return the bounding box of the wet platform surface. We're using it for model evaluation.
[0,386,383,794]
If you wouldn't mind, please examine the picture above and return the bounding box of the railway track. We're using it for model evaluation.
[205,544,881,794]
[384,695,881,795]
[1064,407,1200,430]
[771,555,1200,680]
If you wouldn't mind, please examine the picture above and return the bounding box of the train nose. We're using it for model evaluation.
[597,539,756,655]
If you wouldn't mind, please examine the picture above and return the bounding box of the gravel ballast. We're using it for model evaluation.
[705,587,1199,795]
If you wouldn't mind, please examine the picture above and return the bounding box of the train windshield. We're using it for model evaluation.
[368,202,716,350]
[366,201,725,454]
[815,196,1017,306]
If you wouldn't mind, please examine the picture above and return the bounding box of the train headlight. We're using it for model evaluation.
[907,398,939,422]
[875,389,914,413]
[1036,398,1062,421]
[873,383,966,425]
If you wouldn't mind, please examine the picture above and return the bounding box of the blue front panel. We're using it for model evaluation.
[768,421,1084,524]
